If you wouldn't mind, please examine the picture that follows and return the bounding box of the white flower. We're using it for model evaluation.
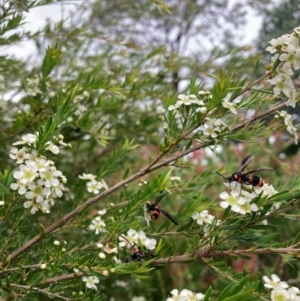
[25,181,50,203]
[143,238,157,250]
[119,229,139,248]
[119,229,156,250]
[195,106,207,114]
[79,173,96,181]
[277,110,298,144]
[9,147,27,163]
[219,189,258,215]
[199,117,228,140]
[267,28,300,108]
[170,176,181,182]
[13,164,37,185]
[167,289,204,301]
[98,209,107,215]
[87,180,104,194]
[269,74,294,97]
[200,124,219,138]
[263,274,289,290]
[54,240,60,245]
[279,47,300,70]
[89,216,106,234]
[287,286,300,300]
[168,94,207,112]
[23,199,40,214]
[45,142,60,154]
[177,94,194,106]
[271,286,289,301]
[13,134,37,146]
[10,180,27,195]
[168,104,180,111]
[222,99,237,114]
[82,276,99,290]
[167,289,183,301]
[192,210,214,226]
[260,183,278,198]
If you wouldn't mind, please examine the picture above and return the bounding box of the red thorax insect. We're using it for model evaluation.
[146,192,178,225]
[217,155,273,188]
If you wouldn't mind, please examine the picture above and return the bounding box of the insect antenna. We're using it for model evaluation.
[216,171,228,181]
[119,234,135,247]
[154,191,168,205]
[243,168,273,175]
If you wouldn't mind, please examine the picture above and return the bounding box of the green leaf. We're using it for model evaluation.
[215,276,249,301]
[203,286,212,301]
[154,239,164,256]
[221,206,231,222]
[0,182,11,196]
[122,167,130,179]
[41,44,62,78]
[282,214,300,221]
[291,231,300,245]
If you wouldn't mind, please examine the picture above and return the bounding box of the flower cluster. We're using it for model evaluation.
[219,181,277,215]
[168,92,209,114]
[119,229,157,250]
[266,26,300,108]
[263,274,300,301]
[219,186,258,215]
[10,133,67,214]
[25,75,42,97]
[192,210,217,234]
[167,289,204,301]
[89,209,107,234]
[198,117,228,141]
[275,110,298,145]
[192,210,214,226]
[79,173,108,194]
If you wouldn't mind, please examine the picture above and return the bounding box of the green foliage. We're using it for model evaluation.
[0,0,300,300]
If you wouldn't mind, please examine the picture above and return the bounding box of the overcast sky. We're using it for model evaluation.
[5,1,263,60]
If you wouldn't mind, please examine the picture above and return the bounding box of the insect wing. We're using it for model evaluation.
[160,209,178,225]
[237,155,253,173]
[243,168,273,175]
[154,191,167,205]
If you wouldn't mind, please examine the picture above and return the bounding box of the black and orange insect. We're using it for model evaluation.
[217,155,273,188]
[146,192,178,225]
[120,235,145,262]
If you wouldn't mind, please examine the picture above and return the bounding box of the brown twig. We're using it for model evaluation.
[9,284,72,301]
[151,247,300,265]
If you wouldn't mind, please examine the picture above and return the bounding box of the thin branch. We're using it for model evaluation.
[38,272,84,285]
[9,284,72,301]
[151,247,300,265]
[7,247,300,287]
[4,101,288,265]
